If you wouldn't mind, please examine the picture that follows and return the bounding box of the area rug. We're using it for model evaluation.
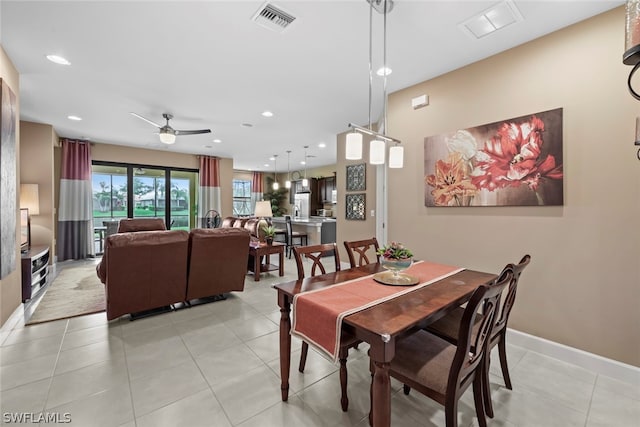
[26,263,105,325]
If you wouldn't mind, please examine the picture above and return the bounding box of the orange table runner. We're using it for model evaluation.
[291,261,463,362]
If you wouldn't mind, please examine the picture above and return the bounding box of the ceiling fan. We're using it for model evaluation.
[130,112,211,145]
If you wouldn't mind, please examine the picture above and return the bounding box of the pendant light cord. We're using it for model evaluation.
[382,0,388,135]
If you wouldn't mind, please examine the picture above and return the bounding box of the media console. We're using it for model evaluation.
[21,245,50,302]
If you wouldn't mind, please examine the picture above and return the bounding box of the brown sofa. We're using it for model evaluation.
[97,219,250,320]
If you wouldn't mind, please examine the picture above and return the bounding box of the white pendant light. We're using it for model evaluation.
[302,145,309,187]
[272,154,279,190]
[370,139,386,165]
[389,145,404,168]
[345,132,363,160]
[345,0,403,168]
[285,150,292,189]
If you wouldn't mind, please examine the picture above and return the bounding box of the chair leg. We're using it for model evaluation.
[299,342,309,373]
[482,356,494,419]
[444,396,458,427]
[498,336,512,390]
[339,347,349,411]
[473,374,488,427]
[403,384,411,395]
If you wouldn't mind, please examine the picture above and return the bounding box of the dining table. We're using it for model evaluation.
[273,262,497,427]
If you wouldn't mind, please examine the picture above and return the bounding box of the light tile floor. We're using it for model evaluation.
[1,257,638,426]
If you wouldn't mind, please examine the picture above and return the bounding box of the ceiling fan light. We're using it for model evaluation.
[389,145,404,168]
[346,132,363,160]
[159,131,176,144]
[370,139,386,165]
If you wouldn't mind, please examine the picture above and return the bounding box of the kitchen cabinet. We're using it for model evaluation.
[316,175,336,204]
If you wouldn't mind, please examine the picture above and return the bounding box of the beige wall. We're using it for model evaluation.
[20,121,56,254]
[336,133,378,262]
[0,46,21,327]
[385,7,639,366]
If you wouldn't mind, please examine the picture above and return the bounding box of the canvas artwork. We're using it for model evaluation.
[346,163,366,191]
[424,108,564,207]
[0,79,18,279]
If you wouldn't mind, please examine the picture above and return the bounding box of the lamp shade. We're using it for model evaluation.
[159,131,176,144]
[20,184,40,215]
[254,200,273,218]
[369,139,386,165]
[273,181,279,190]
[345,132,363,160]
[389,145,404,168]
[285,180,291,189]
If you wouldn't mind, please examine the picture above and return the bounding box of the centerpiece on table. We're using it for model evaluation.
[374,242,418,286]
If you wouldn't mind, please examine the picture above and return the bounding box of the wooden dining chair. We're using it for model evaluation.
[292,243,360,412]
[389,267,513,427]
[285,215,308,259]
[343,237,380,268]
[425,254,531,418]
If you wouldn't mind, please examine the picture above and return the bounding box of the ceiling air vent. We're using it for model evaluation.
[252,2,296,33]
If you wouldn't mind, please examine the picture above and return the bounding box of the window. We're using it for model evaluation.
[233,179,252,216]
[92,172,127,227]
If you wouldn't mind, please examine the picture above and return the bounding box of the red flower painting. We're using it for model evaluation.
[424,108,564,207]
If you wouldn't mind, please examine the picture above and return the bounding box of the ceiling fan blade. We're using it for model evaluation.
[130,112,162,128]
[174,129,212,136]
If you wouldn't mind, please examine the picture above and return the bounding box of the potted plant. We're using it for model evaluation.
[377,242,413,278]
[262,225,277,245]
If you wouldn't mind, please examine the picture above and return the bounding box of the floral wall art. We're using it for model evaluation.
[424,108,564,207]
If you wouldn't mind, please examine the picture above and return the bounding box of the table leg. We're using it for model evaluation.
[278,293,291,401]
[278,248,284,277]
[370,359,391,427]
[254,251,261,281]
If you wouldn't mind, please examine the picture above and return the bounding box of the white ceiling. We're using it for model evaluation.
[1,0,622,173]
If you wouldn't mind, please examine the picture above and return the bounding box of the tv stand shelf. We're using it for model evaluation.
[21,245,50,302]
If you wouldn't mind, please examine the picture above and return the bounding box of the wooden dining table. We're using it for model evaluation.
[273,262,496,427]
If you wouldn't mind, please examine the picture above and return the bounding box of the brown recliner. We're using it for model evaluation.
[186,228,250,301]
[102,230,189,320]
[117,218,166,232]
[97,218,167,284]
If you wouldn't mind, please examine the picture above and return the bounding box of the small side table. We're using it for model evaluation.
[249,242,285,281]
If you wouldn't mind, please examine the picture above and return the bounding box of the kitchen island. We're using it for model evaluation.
[271,216,336,246]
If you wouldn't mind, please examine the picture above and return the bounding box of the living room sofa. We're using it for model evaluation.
[97,219,250,320]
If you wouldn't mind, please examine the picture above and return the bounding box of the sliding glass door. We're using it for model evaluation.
[92,162,197,230]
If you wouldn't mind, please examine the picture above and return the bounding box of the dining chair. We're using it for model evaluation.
[388,267,513,427]
[343,237,380,268]
[285,215,308,259]
[425,254,531,418]
[292,243,360,411]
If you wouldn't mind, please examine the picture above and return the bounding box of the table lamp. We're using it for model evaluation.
[254,200,273,241]
[20,183,40,249]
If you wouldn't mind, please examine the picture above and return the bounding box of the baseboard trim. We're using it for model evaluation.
[507,328,640,386]
[0,303,25,339]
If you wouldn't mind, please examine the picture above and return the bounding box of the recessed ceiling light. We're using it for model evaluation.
[318,142,326,148]
[264,163,270,167]
[46,54,71,65]
[376,67,392,76]
[213,139,222,143]
[242,123,253,128]
[300,160,306,165]
[67,115,82,121]
[261,111,274,117]
[269,156,275,161]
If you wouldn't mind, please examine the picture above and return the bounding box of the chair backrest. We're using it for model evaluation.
[292,243,341,280]
[493,254,531,338]
[285,216,293,246]
[343,237,380,268]
[117,218,166,233]
[449,267,513,396]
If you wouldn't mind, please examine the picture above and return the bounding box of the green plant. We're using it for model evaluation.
[264,177,288,217]
[262,225,276,238]
[377,242,413,260]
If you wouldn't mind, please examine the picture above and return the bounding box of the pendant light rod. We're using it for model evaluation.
[368,0,373,131]
[347,123,401,144]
